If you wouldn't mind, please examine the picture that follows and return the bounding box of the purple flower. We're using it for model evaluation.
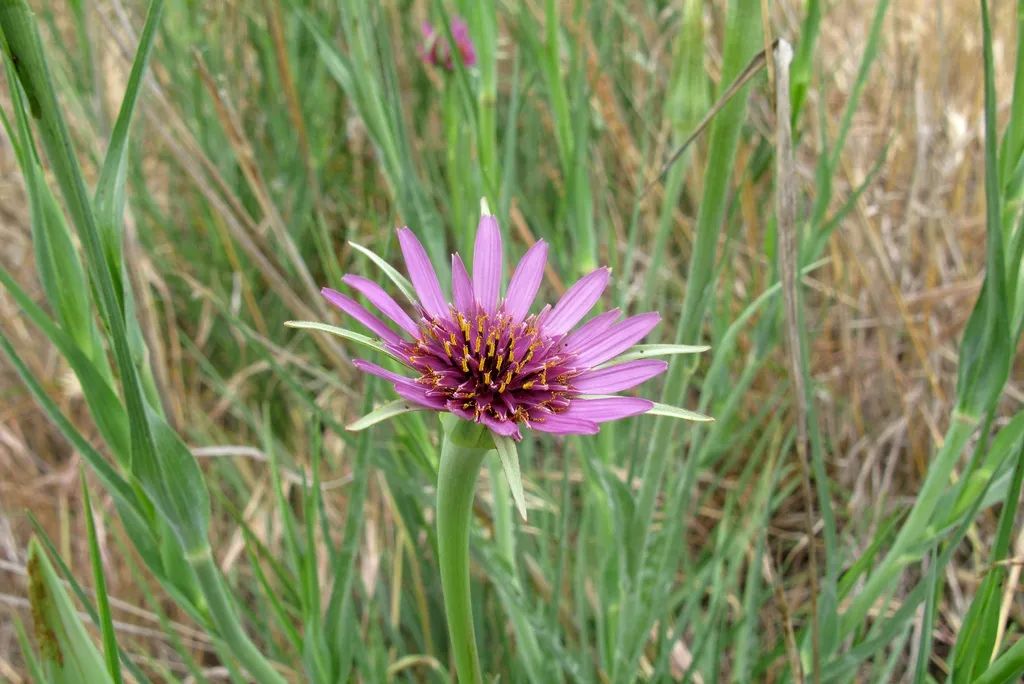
[420,17,477,70]
[322,208,671,441]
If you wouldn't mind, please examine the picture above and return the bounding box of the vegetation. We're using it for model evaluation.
[1,0,1022,681]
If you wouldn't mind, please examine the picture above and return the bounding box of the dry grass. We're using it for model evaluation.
[1,0,1022,680]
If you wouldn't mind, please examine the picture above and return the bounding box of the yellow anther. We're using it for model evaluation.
[522,380,535,390]
[496,354,504,371]
[461,356,469,372]
[474,336,482,354]
[443,340,453,357]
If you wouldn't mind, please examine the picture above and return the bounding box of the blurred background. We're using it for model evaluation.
[1,0,1022,681]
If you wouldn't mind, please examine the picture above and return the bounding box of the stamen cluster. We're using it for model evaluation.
[398,308,578,427]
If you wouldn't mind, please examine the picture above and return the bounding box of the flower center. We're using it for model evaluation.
[401,307,580,424]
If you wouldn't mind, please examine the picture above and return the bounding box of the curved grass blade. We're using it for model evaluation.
[348,240,416,303]
[347,399,427,431]
[284,320,388,355]
[81,476,125,684]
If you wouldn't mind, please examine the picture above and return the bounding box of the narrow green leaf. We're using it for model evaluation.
[0,330,144,533]
[285,320,388,355]
[27,538,113,683]
[26,515,155,684]
[603,343,711,365]
[81,475,125,684]
[347,399,427,431]
[646,402,714,423]
[975,635,1024,684]
[957,0,1011,418]
[0,263,129,460]
[13,615,48,683]
[951,567,1003,682]
[93,0,164,265]
[2,52,107,378]
[348,240,416,303]
[494,435,528,521]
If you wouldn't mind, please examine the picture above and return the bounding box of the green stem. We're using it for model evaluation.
[190,550,286,684]
[437,422,489,684]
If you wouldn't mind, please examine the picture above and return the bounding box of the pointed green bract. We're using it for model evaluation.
[348,240,417,303]
[604,344,710,365]
[645,402,714,423]
[285,320,389,355]
[347,399,427,431]
[494,435,528,521]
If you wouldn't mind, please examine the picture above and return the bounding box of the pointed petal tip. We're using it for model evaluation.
[543,267,613,335]
[473,214,503,312]
[397,227,449,319]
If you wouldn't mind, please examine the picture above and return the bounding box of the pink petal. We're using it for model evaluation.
[343,274,418,337]
[563,397,653,423]
[573,312,661,368]
[352,359,419,387]
[560,308,620,353]
[451,253,475,314]
[573,360,668,393]
[322,288,402,345]
[480,413,521,438]
[542,267,611,336]
[504,240,547,323]
[397,227,449,321]
[528,414,600,435]
[472,215,502,313]
[395,383,447,410]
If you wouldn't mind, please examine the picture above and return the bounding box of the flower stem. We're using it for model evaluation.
[436,422,489,684]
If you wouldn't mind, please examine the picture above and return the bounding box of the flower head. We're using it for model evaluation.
[322,206,676,441]
[419,17,477,70]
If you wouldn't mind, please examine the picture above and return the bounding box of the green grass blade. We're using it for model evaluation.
[81,475,126,684]
[26,538,113,683]
[284,320,388,355]
[93,0,163,283]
